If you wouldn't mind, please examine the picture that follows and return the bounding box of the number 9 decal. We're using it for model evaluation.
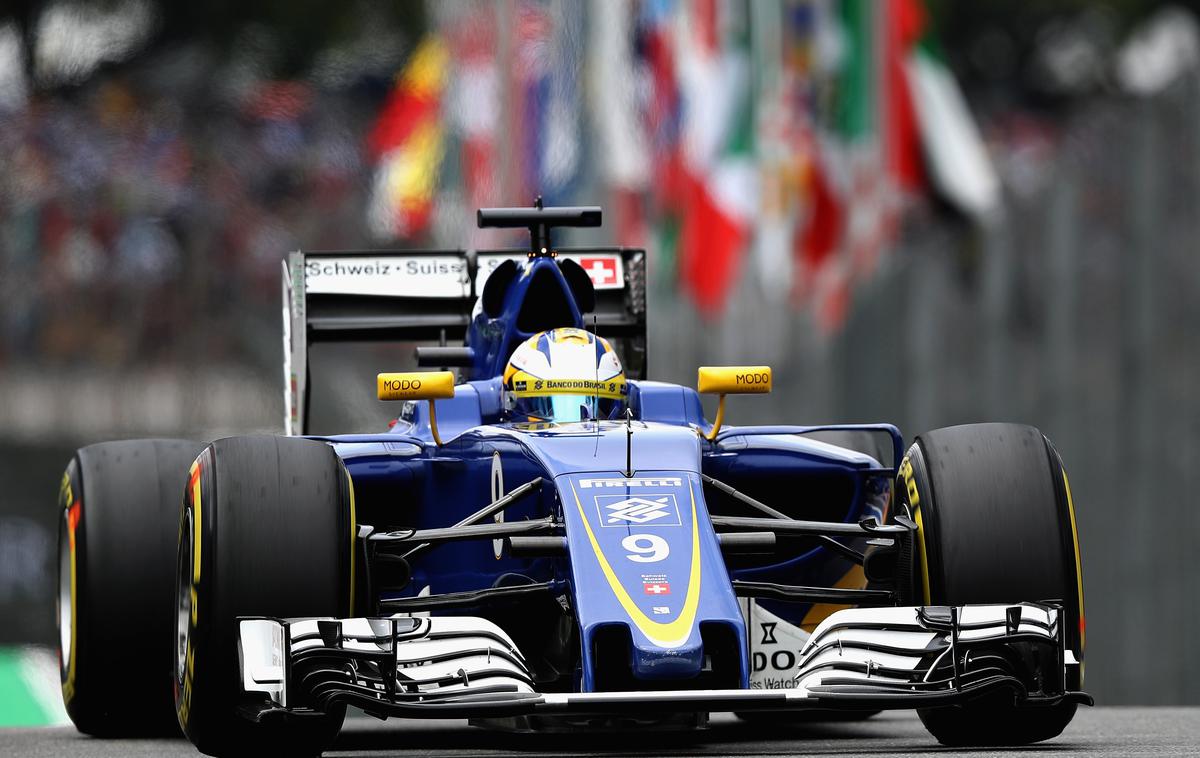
[623,534,669,563]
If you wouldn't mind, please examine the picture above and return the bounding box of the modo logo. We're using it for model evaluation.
[383,378,422,392]
[736,372,769,385]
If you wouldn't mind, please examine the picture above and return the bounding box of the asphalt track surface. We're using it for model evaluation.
[1,707,1197,757]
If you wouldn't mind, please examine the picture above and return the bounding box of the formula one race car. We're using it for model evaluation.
[55,203,1090,756]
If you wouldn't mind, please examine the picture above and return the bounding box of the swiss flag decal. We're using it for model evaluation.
[579,257,619,287]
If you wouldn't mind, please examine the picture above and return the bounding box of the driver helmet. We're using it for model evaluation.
[502,328,627,422]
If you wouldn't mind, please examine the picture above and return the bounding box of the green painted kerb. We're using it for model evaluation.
[0,648,56,727]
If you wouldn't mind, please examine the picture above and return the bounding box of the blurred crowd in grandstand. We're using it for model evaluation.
[0,0,1196,374]
[0,74,377,369]
[0,1,405,371]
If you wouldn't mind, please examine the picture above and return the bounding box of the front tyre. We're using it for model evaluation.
[58,439,204,736]
[175,436,355,757]
[897,423,1085,747]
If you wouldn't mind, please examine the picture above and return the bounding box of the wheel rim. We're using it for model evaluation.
[176,509,193,682]
[57,511,72,675]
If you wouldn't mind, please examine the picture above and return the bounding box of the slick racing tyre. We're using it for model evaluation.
[57,438,205,736]
[175,436,354,757]
[897,423,1085,747]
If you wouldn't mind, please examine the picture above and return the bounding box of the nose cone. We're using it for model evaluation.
[556,470,746,690]
[627,628,706,679]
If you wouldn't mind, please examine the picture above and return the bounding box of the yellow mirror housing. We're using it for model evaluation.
[377,371,456,445]
[697,366,772,396]
[377,372,456,402]
[696,366,772,441]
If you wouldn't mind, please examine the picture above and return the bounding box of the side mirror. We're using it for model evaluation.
[377,371,456,444]
[697,366,772,441]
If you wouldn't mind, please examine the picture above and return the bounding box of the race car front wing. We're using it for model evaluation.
[236,602,1090,723]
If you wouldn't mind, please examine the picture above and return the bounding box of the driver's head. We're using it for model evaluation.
[502,328,626,422]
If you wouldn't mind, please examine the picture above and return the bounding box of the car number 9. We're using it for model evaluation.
[623,534,669,563]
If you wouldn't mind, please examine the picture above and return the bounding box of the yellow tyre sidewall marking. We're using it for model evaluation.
[1062,467,1085,684]
[179,458,203,729]
[899,455,932,605]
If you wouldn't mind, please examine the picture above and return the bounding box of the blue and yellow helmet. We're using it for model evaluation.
[502,328,627,422]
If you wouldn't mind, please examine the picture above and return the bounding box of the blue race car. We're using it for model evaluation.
[56,203,1090,756]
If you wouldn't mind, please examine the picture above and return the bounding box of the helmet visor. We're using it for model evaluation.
[515,394,621,423]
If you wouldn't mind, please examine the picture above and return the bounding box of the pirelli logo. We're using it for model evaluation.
[578,477,683,489]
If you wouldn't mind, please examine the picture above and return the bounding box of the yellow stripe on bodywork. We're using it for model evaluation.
[569,481,702,649]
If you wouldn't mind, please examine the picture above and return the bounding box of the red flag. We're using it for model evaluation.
[679,173,748,313]
[884,0,927,192]
[796,141,844,288]
[674,0,756,316]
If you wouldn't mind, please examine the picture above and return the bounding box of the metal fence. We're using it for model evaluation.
[650,77,1200,705]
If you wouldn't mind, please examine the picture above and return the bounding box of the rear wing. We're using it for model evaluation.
[283,247,646,435]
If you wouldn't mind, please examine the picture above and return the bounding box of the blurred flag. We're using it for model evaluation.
[749,1,795,303]
[366,36,448,241]
[884,0,925,193]
[676,0,758,316]
[774,0,837,302]
[511,0,583,205]
[791,0,862,329]
[590,0,651,247]
[423,0,993,328]
[900,0,999,220]
[539,1,585,199]
[445,5,501,245]
[635,0,684,282]
[792,0,997,331]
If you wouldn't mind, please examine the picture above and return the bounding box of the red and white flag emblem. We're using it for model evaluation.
[643,581,671,595]
[579,256,618,287]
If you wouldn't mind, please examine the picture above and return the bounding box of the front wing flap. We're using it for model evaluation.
[236,603,1090,722]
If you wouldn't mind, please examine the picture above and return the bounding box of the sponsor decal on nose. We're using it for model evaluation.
[604,496,672,524]
[579,477,683,489]
[641,573,672,595]
[595,493,682,528]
